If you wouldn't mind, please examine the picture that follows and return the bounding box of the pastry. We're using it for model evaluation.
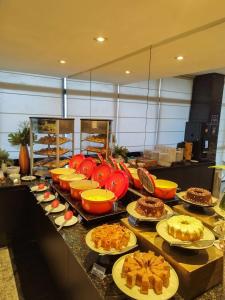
[91,224,131,251]
[122,251,170,295]
[86,146,106,153]
[44,159,69,168]
[167,215,204,241]
[34,147,69,156]
[186,187,212,205]
[85,134,106,144]
[135,197,165,218]
[37,136,69,145]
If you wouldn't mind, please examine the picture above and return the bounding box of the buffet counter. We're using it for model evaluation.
[148,161,215,191]
[0,180,223,300]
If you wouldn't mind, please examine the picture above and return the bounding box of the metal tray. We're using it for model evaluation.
[51,184,140,225]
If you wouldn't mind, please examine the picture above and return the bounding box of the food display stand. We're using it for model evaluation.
[30,117,75,174]
[80,119,112,159]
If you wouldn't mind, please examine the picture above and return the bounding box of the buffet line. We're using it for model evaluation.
[26,153,225,300]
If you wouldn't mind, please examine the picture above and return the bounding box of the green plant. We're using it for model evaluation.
[0,148,13,166]
[113,145,128,159]
[8,121,30,146]
[0,148,9,163]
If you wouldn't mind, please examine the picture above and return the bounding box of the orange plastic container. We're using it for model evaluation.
[153,179,178,199]
[50,168,75,183]
[70,180,100,200]
[80,189,116,214]
[59,173,85,191]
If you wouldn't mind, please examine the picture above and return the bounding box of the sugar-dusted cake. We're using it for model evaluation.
[135,197,165,218]
[186,187,212,205]
[167,215,204,241]
[121,251,170,295]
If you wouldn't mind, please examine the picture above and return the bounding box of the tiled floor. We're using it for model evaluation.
[9,240,62,300]
[0,247,19,300]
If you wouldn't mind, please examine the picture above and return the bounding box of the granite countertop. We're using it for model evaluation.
[39,190,222,300]
[1,178,223,299]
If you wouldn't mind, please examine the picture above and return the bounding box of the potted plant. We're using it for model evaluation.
[8,121,30,175]
[113,145,128,162]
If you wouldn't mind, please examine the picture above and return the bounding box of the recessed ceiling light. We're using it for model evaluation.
[175,56,184,61]
[125,70,131,74]
[94,36,107,43]
[59,59,66,64]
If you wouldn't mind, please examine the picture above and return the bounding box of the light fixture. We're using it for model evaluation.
[125,70,131,75]
[59,59,66,64]
[94,36,107,43]
[175,55,184,61]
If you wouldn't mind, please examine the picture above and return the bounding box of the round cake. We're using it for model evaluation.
[186,187,212,205]
[135,197,165,218]
[167,215,204,241]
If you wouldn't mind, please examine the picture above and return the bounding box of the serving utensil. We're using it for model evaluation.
[56,203,69,231]
[99,244,138,256]
[169,239,214,247]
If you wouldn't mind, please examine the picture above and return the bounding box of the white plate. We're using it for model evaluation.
[21,175,36,181]
[126,201,173,222]
[156,219,215,250]
[31,185,48,192]
[177,191,218,208]
[36,194,55,202]
[85,227,137,255]
[55,215,78,227]
[44,203,65,213]
[112,254,179,300]
[214,204,225,219]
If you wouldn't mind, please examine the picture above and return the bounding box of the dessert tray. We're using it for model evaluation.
[31,185,48,192]
[36,136,70,145]
[112,253,179,300]
[126,201,173,222]
[177,191,218,208]
[156,219,215,250]
[36,194,55,202]
[85,225,137,255]
[44,203,65,213]
[54,215,78,227]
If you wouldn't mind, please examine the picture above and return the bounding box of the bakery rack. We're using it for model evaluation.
[80,119,112,159]
[30,117,74,174]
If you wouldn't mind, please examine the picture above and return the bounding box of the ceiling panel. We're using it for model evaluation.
[1,0,225,77]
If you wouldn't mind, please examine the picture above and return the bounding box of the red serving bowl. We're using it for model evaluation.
[70,180,100,200]
[50,168,75,183]
[59,173,86,191]
[80,189,116,215]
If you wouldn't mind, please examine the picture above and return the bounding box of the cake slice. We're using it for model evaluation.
[140,273,150,294]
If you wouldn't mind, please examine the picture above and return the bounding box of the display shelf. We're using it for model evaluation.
[33,148,70,157]
[80,119,112,159]
[34,138,71,145]
[30,117,74,174]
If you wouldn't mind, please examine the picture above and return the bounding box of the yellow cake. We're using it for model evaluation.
[167,215,204,241]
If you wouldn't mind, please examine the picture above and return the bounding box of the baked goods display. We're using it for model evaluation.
[186,187,212,205]
[135,197,165,218]
[91,224,131,251]
[38,121,56,133]
[167,215,204,241]
[86,146,106,153]
[121,251,170,295]
[34,147,69,156]
[36,136,69,145]
[85,134,106,144]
